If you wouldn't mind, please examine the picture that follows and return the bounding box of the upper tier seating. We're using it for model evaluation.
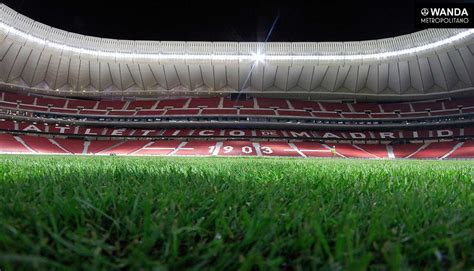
[1,91,473,120]
[97,101,126,110]
[411,101,443,112]
[156,99,188,109]
[351,103,381,113]
[67,100,98,109]
[126,100,157,110]
[256,98,289,109]
[189,98,220,108]
[289,100,322,111]
[380,103,411,113]
[222,98,254,108]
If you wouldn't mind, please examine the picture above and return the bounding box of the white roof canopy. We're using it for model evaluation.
[1,4,474,101]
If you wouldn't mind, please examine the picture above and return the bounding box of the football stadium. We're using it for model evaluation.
[0,1,473,270]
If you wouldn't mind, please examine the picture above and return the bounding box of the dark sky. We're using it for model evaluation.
[3,0,423,42]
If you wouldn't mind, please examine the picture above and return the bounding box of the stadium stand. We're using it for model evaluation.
[2,92,474,120]
[0,131,470,159]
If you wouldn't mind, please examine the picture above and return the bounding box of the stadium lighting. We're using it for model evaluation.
[0,21,473,62]
[251,52,266,64]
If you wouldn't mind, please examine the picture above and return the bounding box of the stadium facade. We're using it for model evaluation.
[0,3,473,158]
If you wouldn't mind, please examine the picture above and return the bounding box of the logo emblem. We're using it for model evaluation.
[421,8,430,16]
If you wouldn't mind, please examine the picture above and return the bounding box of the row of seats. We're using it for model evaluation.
[0,133,471,159]
[2,120,472,140]
[1,101,470,119]
[2,91,473,115]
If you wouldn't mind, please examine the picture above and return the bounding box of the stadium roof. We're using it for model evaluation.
[1,4,474,101]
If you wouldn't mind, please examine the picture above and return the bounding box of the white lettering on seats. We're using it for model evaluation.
[436,130,453,137]
[379,132,396,139]
[229,130,245,136]
[84,128,97,135]
[323,132,340,138]
[199,130,215,136]
[23,125,41,132]
[289,131,311,138]
[349,133,366,139]
[260,130,278,136]
[111,129,126,136]
[55,126,70,133]
[140,130,155,136]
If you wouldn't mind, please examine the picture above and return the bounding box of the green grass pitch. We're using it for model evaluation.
[0,155,473,270]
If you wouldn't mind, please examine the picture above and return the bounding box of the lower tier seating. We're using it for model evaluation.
[0,134,472,159]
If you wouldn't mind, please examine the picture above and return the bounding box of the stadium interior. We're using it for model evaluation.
[2,1,474,270]
[0,3,473,159]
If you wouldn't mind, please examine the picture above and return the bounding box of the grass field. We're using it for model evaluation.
[0,155,473,270]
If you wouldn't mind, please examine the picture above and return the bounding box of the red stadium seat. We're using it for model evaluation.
[240,109,275,116]
[219,141,257,156]
[157,99,188,109]
[381,103,411,113]
[311,112,340,118]
[3,92,35,104]
[0,134,31,153]
[20,136,69,154]
[371,113,398,118]
[135,140,182,156]
[292,142,333,158]
[357,144,388,158]
[278,110,312,117]
[97,101,126,110]
[289,100,322,111]
[447,141,474,158]
[332,144,377,158]
[173,141,217,156]
[67,99,98,109]
[222,98,254,108]
[79,110,107,115]
[108,110,136,116]
[201,109,237,115]
[54,138,85,154]
[258,142,301,157]
[87,141,121,154]
[165,109,200,115]
[351,103,381,113]
[391,144,424,158]
[411,102,442,112]
[99,141,151,155]
[135,110,165,116]
[320,102,350,112]
[341,113,370,119]
[410,141,458,159]
[36,97,66,108]
[256,98,289,109]
[188,98,220,108]
[19,105,48,111]
[50,108,78,114]
[127,100,157,110]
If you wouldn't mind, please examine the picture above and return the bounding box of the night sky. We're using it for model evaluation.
[2,0,430,42]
